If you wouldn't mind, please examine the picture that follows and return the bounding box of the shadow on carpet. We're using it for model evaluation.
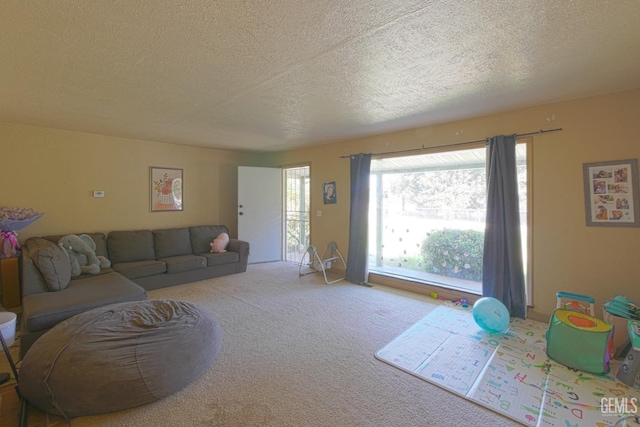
[375,303,640,427]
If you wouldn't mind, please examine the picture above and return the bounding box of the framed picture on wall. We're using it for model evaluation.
[150,167,183,212]
[583,159,640,227]
[323,181,337,204]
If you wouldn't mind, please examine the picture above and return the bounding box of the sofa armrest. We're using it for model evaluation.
[20,247,51,297]
[227,239,250,272]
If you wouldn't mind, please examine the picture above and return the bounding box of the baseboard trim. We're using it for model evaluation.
[526,310,550,323]
[368,272,550,324]
[368,273,481,304]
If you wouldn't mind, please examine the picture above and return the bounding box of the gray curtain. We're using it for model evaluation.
[482,135,527,319]
[345,153,372,285]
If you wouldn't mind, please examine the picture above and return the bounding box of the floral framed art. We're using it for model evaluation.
[150,167,183,212]
[583,159,640,227]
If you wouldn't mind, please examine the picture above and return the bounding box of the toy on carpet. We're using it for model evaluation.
[604,295,640,320]
[472,297,510,334]
[431,292,469,308]
[210,232,229,253]
[58,234,111,277]
[546,291,613,375]
[604,295,640,358]
[450,298,469,308]
[616,319,640,386]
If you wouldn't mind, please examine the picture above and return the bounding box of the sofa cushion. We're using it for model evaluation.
[153,228,192,259]
[21,272,147,333]
[107,230,155,264]
[200,251,239,267]
[161,255,206,274]
[189,225,229,254]
[25,238,72,292]
[112,260,167,279]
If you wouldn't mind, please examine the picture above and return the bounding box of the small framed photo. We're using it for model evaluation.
[150,167,183,212]
[583,159,639,227]
[323,181,337,204]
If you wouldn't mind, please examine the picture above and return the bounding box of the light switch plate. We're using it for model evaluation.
[93,190,105,198]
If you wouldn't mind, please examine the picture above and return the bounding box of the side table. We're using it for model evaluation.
[0,256,21,309]
[0,305,27,427]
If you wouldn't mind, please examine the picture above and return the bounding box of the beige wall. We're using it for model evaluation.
[268,89,640,318]
[3,89,639,318]
[1,122,251,240]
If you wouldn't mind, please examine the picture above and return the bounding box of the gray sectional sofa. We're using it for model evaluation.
[20,225,249,357]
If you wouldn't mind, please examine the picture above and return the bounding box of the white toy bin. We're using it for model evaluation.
[0,311,17,347]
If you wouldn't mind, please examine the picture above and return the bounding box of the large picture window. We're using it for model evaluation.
[368,143,528,295]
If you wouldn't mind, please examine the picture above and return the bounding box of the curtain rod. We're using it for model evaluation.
[339,127,563,159]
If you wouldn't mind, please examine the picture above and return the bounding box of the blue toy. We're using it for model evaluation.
[472,297,510,334]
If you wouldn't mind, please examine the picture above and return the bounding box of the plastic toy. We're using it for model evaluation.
[616,319,640,385]
[546,292,614,375]
[472,297,510,334]
[604,295,640,320]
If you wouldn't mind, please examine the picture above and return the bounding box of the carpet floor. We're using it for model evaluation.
[48,262,520,426]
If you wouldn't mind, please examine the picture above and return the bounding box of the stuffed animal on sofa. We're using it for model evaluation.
[58,234,111,277]
[210,232,229,253]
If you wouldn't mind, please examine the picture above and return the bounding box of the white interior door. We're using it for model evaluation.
[238,166,282,263]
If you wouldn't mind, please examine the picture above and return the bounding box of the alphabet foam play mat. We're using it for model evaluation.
[376,303,640,426]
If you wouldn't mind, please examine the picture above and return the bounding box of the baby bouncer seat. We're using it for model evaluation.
[298,242,346,284]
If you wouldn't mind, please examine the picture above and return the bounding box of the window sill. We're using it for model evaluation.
[369,266,481,294]
[368,271,546,322]
[368,270,481,303]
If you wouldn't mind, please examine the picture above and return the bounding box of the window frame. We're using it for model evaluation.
[368,139,532,305]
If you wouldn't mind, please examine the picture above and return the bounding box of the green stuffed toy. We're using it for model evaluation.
[58,234,111,277]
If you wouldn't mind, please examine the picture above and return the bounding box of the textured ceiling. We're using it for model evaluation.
[1,1,640,152]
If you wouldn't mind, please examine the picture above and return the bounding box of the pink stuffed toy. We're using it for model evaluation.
[210,232,229,253]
